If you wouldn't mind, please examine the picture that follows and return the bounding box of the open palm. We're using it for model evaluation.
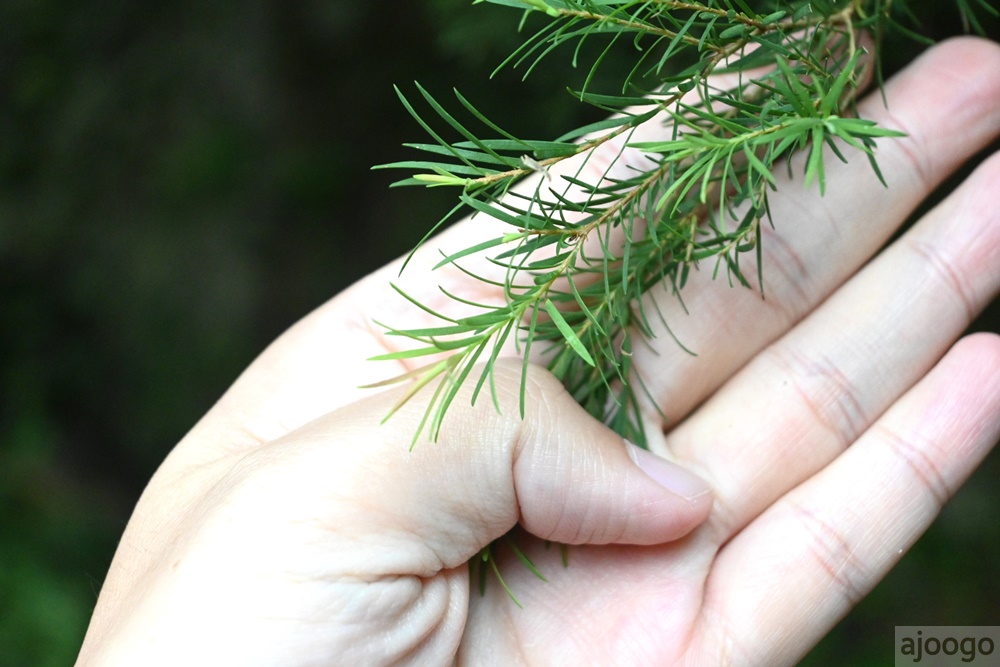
[78,39,1000,667]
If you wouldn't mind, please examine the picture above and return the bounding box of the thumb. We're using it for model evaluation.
[271,360,712,573]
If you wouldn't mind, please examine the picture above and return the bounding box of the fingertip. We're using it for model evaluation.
[624,440,713,502]
[514,427,714,547]
[930,36,1000,81]
[620,440,715,544]
[947,331,1000,384]
[884,36,1000,122]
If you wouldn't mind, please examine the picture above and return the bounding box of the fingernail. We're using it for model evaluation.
[625,440,711,501]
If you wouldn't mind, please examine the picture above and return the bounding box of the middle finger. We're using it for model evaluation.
[665,41,1000,541]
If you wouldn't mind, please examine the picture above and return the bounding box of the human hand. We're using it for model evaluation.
[77,37,1000,666]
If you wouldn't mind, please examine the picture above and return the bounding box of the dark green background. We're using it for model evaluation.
[1,1,997,664]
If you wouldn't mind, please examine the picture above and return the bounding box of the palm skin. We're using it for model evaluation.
[77,38,1000,667]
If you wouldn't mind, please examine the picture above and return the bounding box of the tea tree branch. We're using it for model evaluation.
[369,0,995,592]
[371,0,936,447]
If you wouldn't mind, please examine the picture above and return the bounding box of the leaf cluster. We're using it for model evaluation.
[370,0,931,449]
[368,0,996,600]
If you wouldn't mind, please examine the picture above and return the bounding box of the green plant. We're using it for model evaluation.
[370,0,996,596]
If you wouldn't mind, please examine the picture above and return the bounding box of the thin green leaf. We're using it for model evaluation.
[434,235,512,269]
[544,299,595,367]
[368,346,445,362]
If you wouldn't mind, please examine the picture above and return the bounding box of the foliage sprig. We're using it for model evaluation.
[371,0,975,449]
[368,0,997,598]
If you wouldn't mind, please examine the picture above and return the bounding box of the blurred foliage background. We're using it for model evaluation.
[0,1,997,664]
